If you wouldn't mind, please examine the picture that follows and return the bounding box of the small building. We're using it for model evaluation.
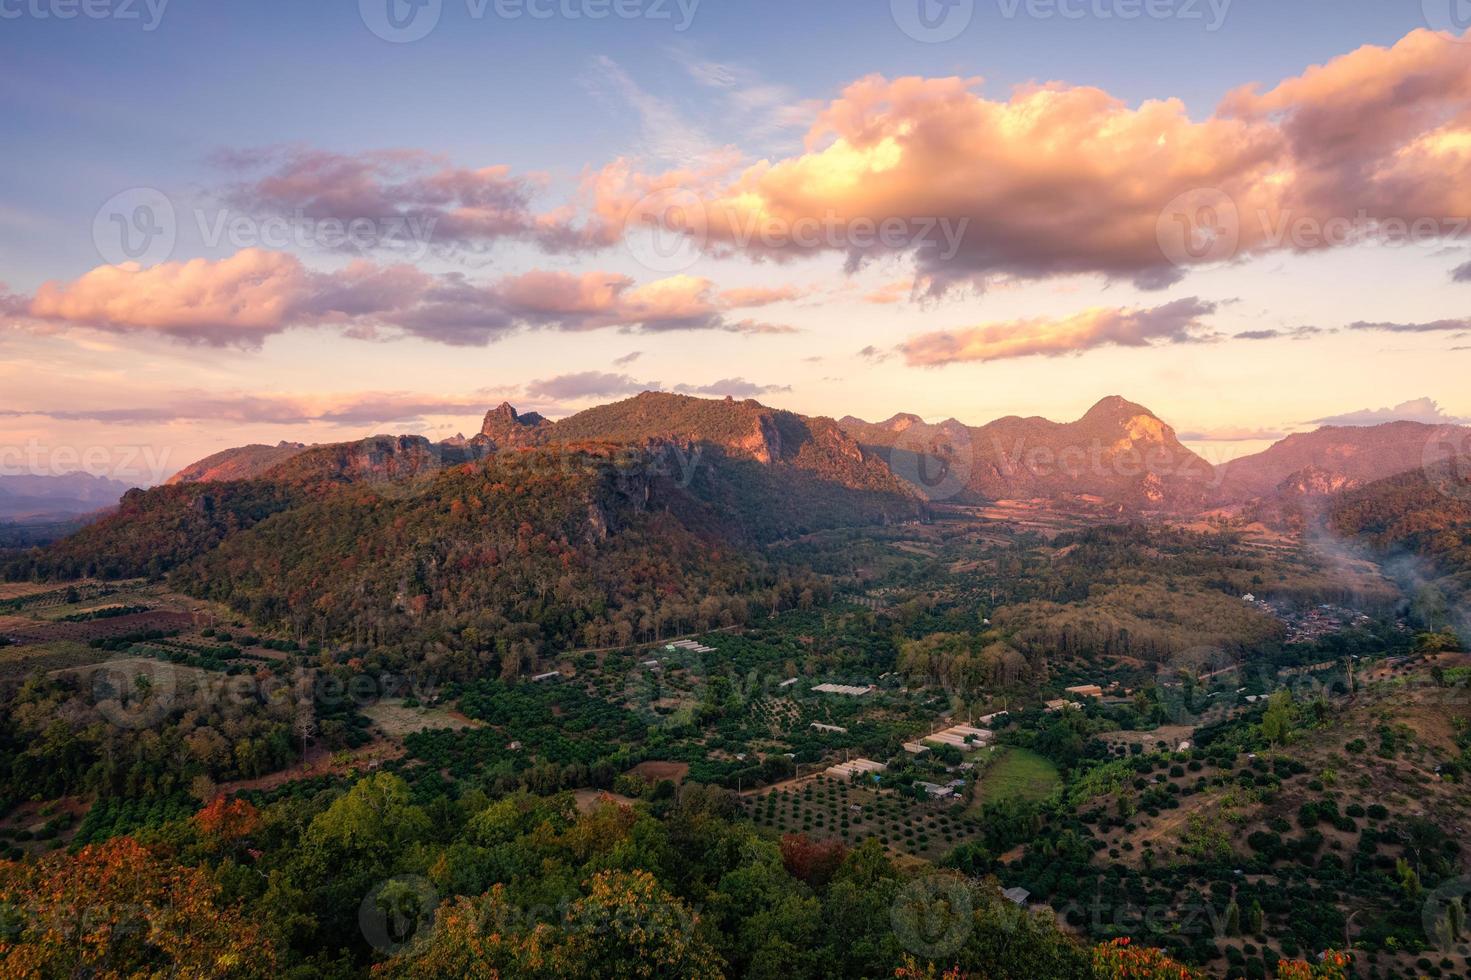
[810,722,848,734]
[812,683,874,697]
[915,781,955,799]
[902,741,931,755]
[531,671,561,683]
[825,758,887,781]
[1003,887,1031,907]
[1065,684,1104,699]
[1044,698,1080,713]
[778,678,799,689]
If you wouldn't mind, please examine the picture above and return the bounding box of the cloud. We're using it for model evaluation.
[667,46,817,149]
[1452,260,1471,282]
[1233,326,1332,340]
[1177,426,1289,441]
[585,55,721,166]
[670,377,790,398]
[862,279,914,305]
[1346,317,1471,334]
[856,345,891,362]
[25,250,343,347]
[216,147,588,253]
[613,351,642,366]
[11,251,796,347]
[1,390,495,426]
[724,319,798,335]
[1311,397,1469,426]
[587,29,1471,290]
[899,297,1218,367]
[524,372,651,401]
[522,372,790,401]
[716,284,806,308]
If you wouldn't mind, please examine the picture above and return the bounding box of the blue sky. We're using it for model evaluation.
[3,1,1471,482]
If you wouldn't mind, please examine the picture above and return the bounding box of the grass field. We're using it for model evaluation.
[973,747,1061,806]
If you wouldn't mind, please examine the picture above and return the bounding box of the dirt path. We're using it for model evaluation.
[215,740,404,795]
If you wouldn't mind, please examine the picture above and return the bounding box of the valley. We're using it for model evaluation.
[0,392,1468,979]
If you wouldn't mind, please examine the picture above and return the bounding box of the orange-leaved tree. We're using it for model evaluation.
[194,795,262,850]
[1092,937,1207,979]
[1277,950,1352,979]
[0,836,277,977]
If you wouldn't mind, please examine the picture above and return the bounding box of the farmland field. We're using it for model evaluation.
[750,775,985,861]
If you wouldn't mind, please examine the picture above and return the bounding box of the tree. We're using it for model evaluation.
[780,833,849,888]
[378,871,722,980]
[0,837,277,977]
[1092,937,1206,979]
[1225,899,1241,936]
[1246,900,1264,934]
[1261,690,1294,745]
[195,795,263,851]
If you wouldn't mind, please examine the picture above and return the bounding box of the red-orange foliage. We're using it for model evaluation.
[1091,937,1207,979]
[780,832,849,888]
[195,795,262,846]
[0,836,277,977]
[1277,950,1352,979]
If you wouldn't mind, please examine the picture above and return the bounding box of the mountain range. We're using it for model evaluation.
[152,392,1470,521]
[0,472,134,523]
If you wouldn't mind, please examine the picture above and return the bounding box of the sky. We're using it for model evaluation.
[3,0,1471,484]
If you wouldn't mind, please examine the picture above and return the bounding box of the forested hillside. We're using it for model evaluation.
[1329,458,1471,613]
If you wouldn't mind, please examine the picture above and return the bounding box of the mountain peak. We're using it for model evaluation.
[881,412,925,431]
[481,403,547,435]
[1082,395,1156,422]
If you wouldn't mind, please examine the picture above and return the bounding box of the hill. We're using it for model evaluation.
[0,472,132,522]
[167,442,309,484]
[1216,422,1471,503]
[841,395,1215,512]
[1327,456,1471,625]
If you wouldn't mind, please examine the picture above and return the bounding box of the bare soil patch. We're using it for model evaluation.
[628,761,690,784]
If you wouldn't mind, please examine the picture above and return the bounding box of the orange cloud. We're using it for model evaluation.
[28,250,324,345]
[715,284,806,307]
[15,250,799,347]
[590,29,1471,291]
[899,297,1218,366]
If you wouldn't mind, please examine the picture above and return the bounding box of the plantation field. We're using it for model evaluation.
[749,775,985,861]
[0,639,101,679]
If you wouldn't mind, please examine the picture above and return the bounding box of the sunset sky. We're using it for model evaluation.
[4,0,1471,484]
